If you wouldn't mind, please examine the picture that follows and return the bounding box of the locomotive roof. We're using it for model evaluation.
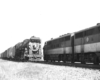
[74,24,100,34]
[15,42,23,49]
[30,36,41,43]
[45,23,100,43]
[47,33,71,42]
[22,39,30,46]
[30,36,41,40]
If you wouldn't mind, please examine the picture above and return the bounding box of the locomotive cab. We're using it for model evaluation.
[27,36,42,61]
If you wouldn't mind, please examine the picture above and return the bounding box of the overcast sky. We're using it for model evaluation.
[0,0,100,53]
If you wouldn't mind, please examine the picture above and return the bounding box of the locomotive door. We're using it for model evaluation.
[71,35,74,63]
[81,32,85,64]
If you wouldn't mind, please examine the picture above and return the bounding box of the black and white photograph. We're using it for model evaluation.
[0,0,100,80]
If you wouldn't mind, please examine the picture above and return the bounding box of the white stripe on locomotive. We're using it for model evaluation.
[47,47,72,54]
[29,42,40,51]
[74,42,100,53]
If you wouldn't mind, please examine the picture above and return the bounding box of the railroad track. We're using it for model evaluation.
[33,61,100,70]
[1,58,100,69]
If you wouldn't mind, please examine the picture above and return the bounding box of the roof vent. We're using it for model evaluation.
[97,23,100,25]
[51,38,53,40]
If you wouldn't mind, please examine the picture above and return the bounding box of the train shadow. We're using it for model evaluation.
[32,61,100,70]
[0,58,42,63]
[1,58,100,70]
[0,58,28,62]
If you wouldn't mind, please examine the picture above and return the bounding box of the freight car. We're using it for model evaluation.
[1,50,7,59]
[43,23,100,65]
[0,36,42,61]
[7,47,15,59]
[14,42,26,60]
[0,42,24,61]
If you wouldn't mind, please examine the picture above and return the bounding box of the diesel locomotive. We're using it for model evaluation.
[0,36,42,61]
[43,23,100,65]
[25,36,42,61]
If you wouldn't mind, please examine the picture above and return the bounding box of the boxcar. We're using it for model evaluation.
[7,47,13,59]
[1,50,7,59]
[15,42,23,60]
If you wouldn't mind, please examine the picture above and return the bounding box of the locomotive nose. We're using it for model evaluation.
[33,45,36,49]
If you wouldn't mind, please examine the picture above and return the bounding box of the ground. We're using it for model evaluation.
[0,59,100,80]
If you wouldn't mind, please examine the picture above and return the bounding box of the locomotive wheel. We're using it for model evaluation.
[52,60,55,62]
[58,55,61,62]
[63,55,66,63]
[81,54,86,64]
[81,57,86,64]
[46,59,48,62]
[93,55,99,65]
[25,57,29,61]
[71,54,74,63]
[58,60,60,62]
[81,61,85,64]
[51,60,52,62]
[62,54,66,63]
[71,61,74,63]
[81,58,86,64]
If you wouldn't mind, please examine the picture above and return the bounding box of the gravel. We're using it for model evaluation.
[0,59,100,80]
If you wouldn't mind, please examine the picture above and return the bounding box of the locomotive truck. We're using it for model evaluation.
[43,23,100,65]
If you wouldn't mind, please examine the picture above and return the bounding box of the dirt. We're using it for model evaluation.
[0,59,100,80]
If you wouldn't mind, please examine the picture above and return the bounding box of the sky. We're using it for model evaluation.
[0,0,100,53]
